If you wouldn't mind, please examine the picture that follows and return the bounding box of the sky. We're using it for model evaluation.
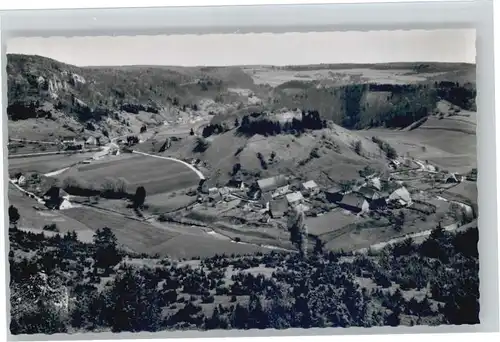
[7,29,476,67]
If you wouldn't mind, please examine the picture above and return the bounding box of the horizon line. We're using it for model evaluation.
[7,53,477,68]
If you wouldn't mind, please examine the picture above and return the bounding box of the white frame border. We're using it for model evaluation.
[0,0,497,341]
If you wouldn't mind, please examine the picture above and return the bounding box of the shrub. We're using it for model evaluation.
[42,223,59,232]
[352,140,363,155]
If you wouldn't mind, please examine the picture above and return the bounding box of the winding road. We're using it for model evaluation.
[131,150,205,180]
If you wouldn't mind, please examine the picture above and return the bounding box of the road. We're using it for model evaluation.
[131,150,205,180]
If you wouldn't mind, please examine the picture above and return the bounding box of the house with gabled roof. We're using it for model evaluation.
[338,192,369,214]
[269,198,288,218]
[301,180,320,195]
[324,185,344,203]
[256,175,288,193]
[356,186,381,201]
[286,191,304,205]
[388,186,412,207]
[43,186,71,210]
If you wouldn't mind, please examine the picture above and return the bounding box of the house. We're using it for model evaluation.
[294,203,310,213]
[338,192,370,214]
[368,177,382,191]
[356,186,381,201]
[272,185,290,198]
[301,180,320,195]
[12,173,27,186]
[17,175,27,186]
[388,186,412,206]
[43,186,71,210]
[369,197,388,210]
[389,159,401,169]
[86,136,97,145]
[256,175,288,193]
[324,186,344,203]
[269,198,288,218]
[445,173,460,183]
[227,178,245,189]
[286,191,304,205]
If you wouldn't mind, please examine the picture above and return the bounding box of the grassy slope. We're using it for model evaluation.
[142,122,389,187]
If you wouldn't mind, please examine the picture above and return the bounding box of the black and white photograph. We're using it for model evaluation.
[5,29,479,334]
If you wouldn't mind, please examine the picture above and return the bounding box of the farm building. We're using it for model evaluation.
[338,192,370,214]
[466,168,477,181]
[18,175,26,186]
[368,177,382,191]
[86,136,97,145]
[301,180,320,195]
[12,173,26,186]
[43,186,72,210]
[208,187,219,196]
[389,159,401,169]
[294,203,310,213]
[324,186,343,203]
[388,186,412,206]
[269,198,288,218]
[227,178,245,189]
[445,173,460,184]
[272,185,290,198]
[256,175,288,193]
[369,198,387,210]
[356,186,381,201]
[286,191,304,205]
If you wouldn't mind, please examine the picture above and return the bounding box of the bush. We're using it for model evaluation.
[43,223,59,232]
[352,140,363,155]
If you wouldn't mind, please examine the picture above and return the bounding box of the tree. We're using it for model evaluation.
[9,205,20,228]
[313,238,324,255]
[133,186,146,208]
[393,211,405,232]
[193,137,210,153]
[106,269,163,332]
[231,163,241,176]
[287,206,308,257]
[93,227,122,271]
[353,140,363,155]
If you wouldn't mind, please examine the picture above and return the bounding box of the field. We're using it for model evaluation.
[244,67,449,87]
[305,208,366,236]
[59,206,272,258]
[61,207,180,255]
[442,180,478,205]
[8,118,78,141]
[8,152,96,175]
[60,153,201,195]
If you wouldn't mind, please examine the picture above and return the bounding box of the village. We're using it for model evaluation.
[188,154,478,246]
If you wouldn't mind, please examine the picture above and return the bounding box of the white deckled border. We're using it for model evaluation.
[0,1,498,342]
